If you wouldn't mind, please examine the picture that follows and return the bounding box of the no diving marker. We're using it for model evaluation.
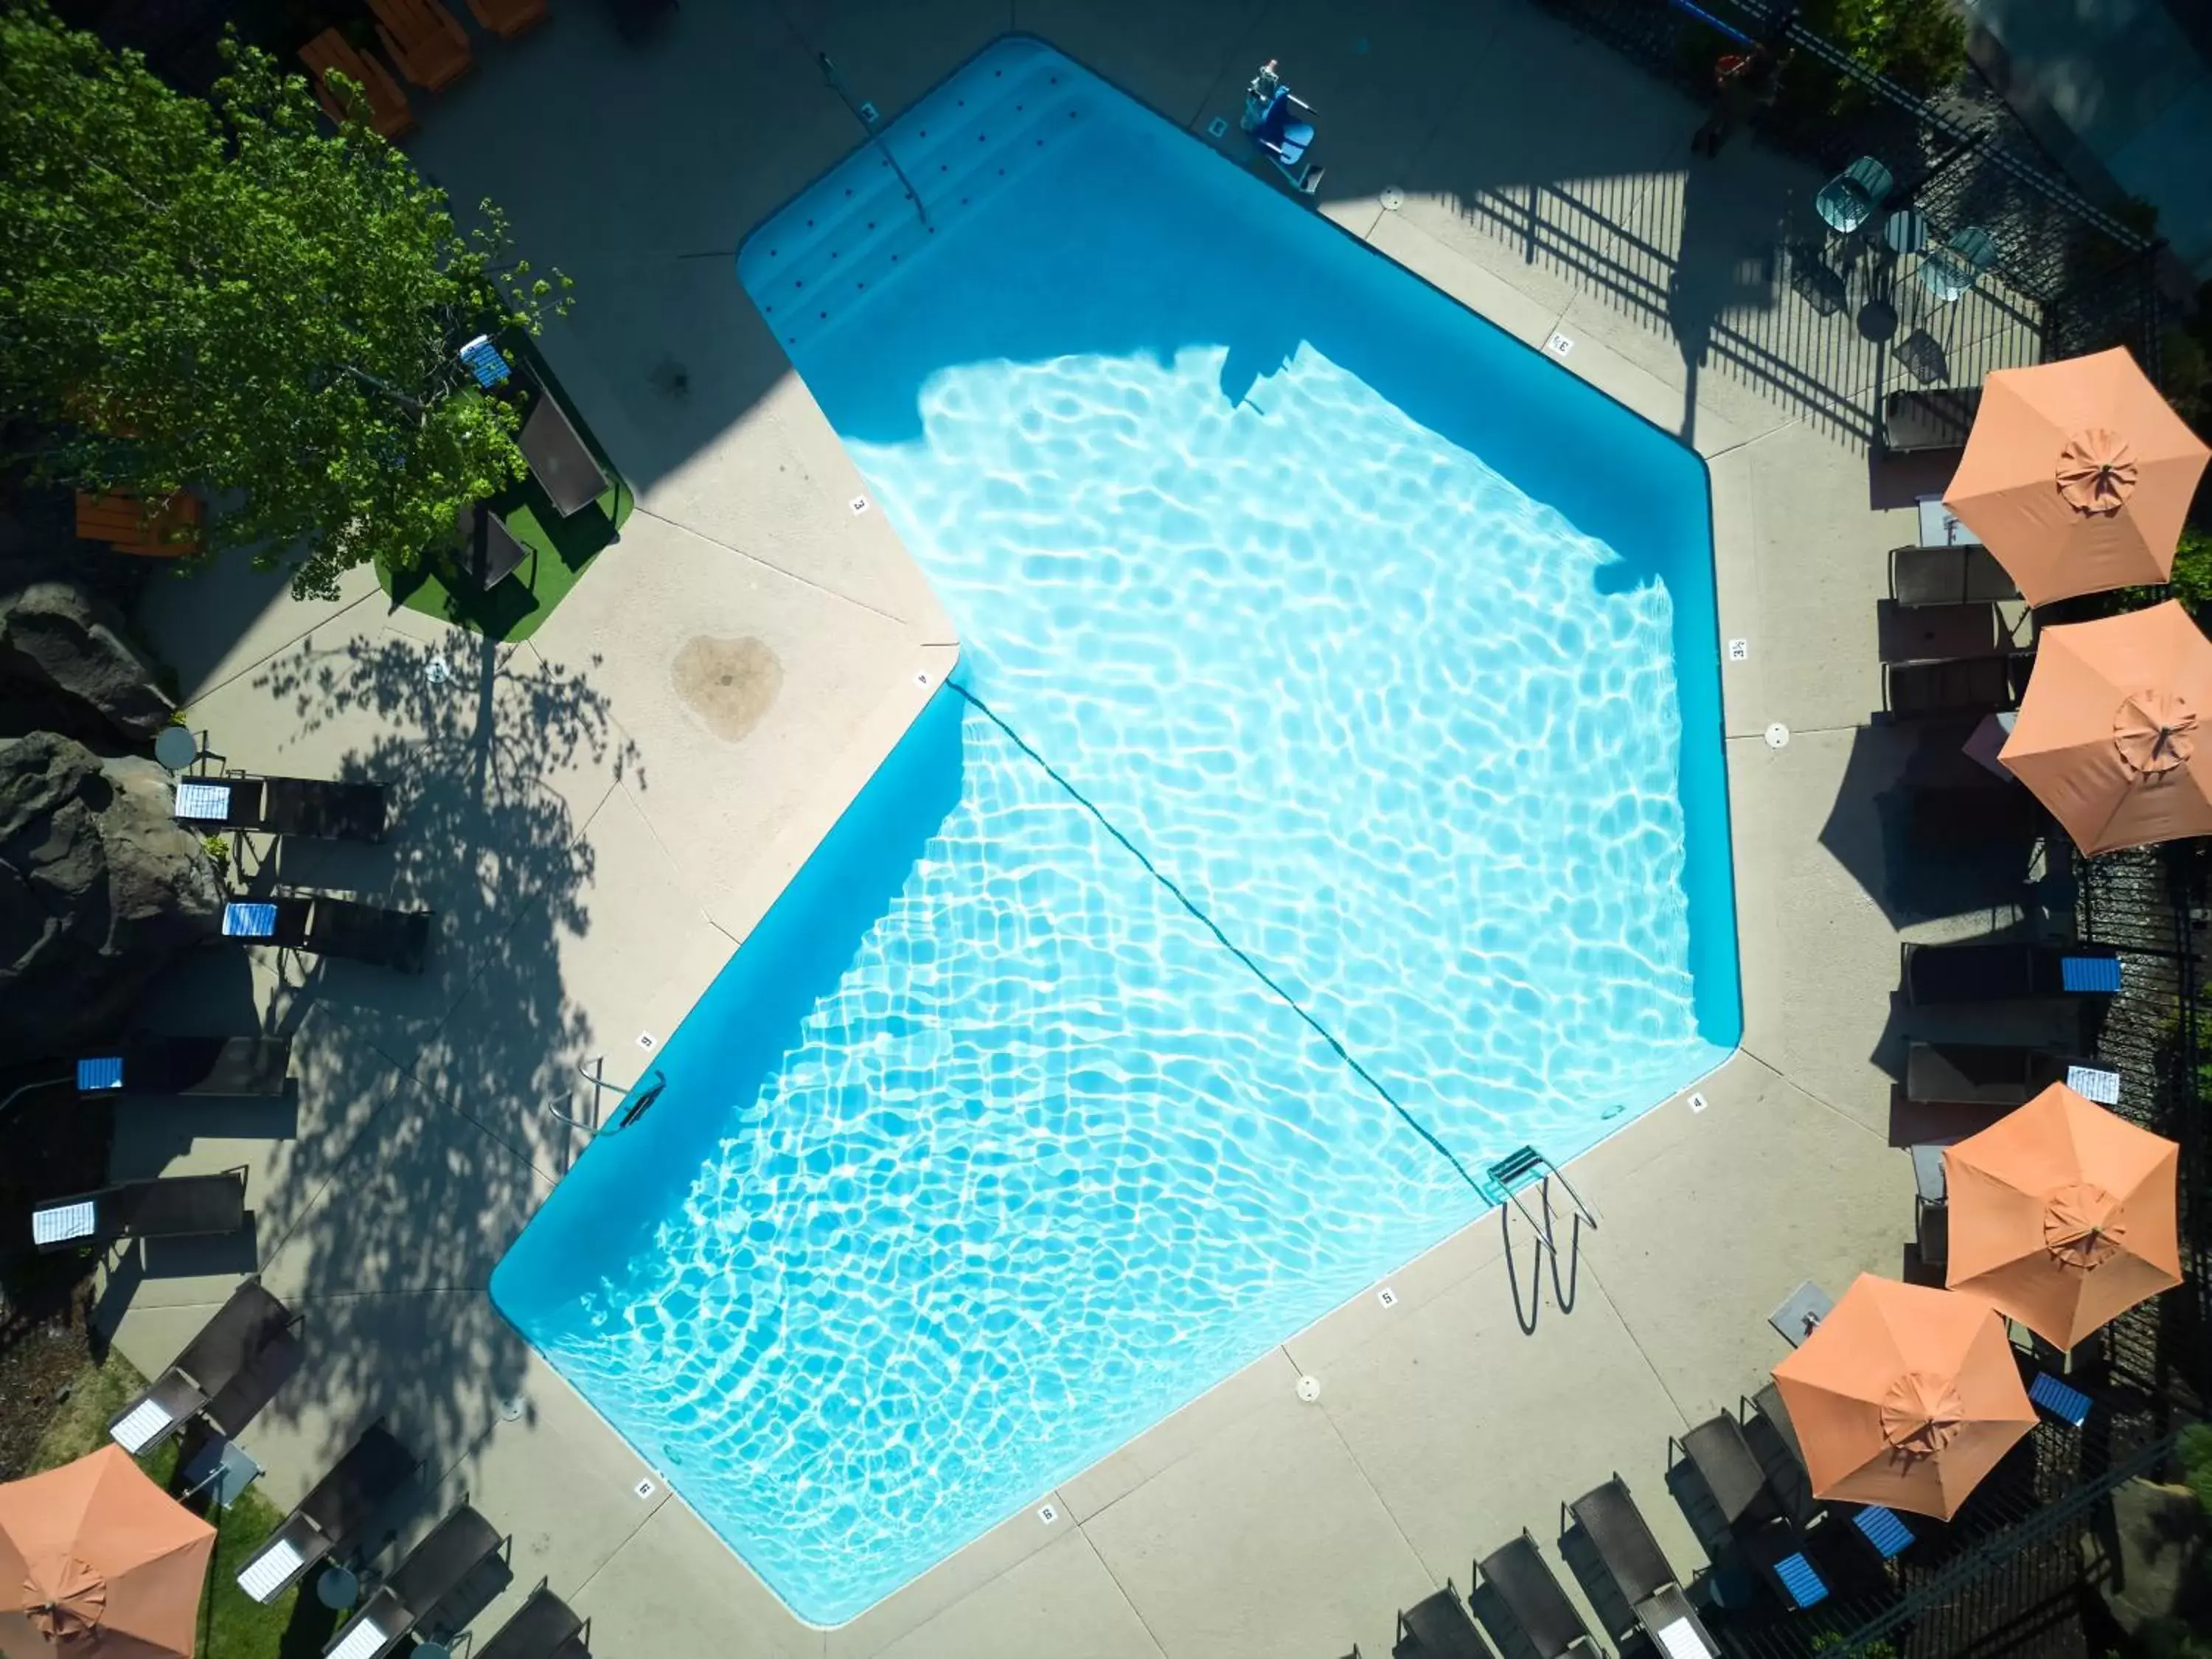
[1545,331,1575,358]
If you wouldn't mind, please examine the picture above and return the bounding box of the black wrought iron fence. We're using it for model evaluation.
[1522,0,2172,379]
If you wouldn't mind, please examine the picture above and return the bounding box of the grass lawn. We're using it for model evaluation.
[33,1351,312,1659]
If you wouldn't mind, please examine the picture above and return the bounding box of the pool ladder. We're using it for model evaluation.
[1487,1146,1597,1334]
[549,1057,666,1138]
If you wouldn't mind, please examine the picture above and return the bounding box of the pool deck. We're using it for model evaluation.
[114,4,2050,1655]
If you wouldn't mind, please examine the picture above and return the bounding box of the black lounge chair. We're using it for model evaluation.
[107,1277,299,1453]
[223,896,433,975]
[1902,941,2121,1004]
[76,1036,291,1098]
[1881,386,1982,456]
[323,1503,506,1659]
[1676,1412,1783,1529]
[1884,652,2034,718]
[1890,544,2019,608]
[1905,785,2050,849]
[236,1424,420,1603]
[516,371,610,518]
[1567,1478,1719,1655]
[476,1587,591,1659]
[32,1172,248,1253]
[1395,1582,1486,1658]
[1904,1041,2115,1107]
[459,501,533,591]
[1917,1189,1950,1268]
[1474,1532,1599,1659]
[175,775,388,842]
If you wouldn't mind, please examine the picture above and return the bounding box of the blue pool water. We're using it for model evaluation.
[491,37,1738,1625]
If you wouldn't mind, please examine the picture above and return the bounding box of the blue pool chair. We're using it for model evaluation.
[2031,1371,2093,1427]
[1815,156,1894,237]
[1242,62,1323,195]
[1918,226,1998,304]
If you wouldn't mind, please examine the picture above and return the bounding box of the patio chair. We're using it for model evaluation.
[1394,1582,1486,1659]
[1879,386,1982,456]
[1567,1477,1719,1655]
[475,1587,591,1659]
[1814,156,1893,237]
[1904,1041,2117,1109]
[1905,785,2048,849]
[75,1036,291,1099]
[1890,544,2017,608]
[222,896,434,975]
[32,1172,247,1253]
[1675,1412,1783,1529]
[516,371,611,518]
[1901,941,2121,1005]
[236,1424,420,1603]
[74,490,205,557]
[1883,651,2034,718]
[369,0,473,92]
[466,0,549,38]
[1918,226,1999,305]
[175,775,389,842]
[299,30,418,141]
[322,1503,505,1659]
[107,1278,299,1454]
[1473,1532,1599,1659]
[458,501,534,591]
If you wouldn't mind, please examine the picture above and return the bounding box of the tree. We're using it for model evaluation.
[0,3,571,600]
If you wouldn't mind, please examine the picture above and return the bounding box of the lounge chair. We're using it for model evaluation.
[1394,1582,1486,1659]
[467,0,549,37]
[1676,1412,1782,1528]
[323,1503,505,1659]
[236,1425,420,1603]
[369,0,473,91]
[32,1173,247,1253]
[175,775,389,842]
[1749,1386,1914,1559]
[1473,1532,1599,1659]
[516,372,611,519]
[1567,1478,1720,1655]
[1891,544,2018,608]
[1884,652,2034,718]
[1814,156,1893,237]
[1918,226,1998,305]
[1880,386,1983,456]
[1916,1189,1950,1270]
[1902,942,2121,1005]
[1905,785,2048,849]
[299,30,418,141]
[74,490,205,557]
[1768,1280,1833,1347]
[1904,1042,2117,1108]
[222,896,433,975]
[76,1036,291,1099]
[458,501,533,591]
[107,1279,299,1454]
[1742,1520,1830,1610]
[476,1587,591,1659]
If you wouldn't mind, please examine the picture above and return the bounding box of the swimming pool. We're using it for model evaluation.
[491,36,1738,1625]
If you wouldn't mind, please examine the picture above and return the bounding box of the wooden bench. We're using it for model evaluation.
[466,0,549,38]
[299,30,419,140]
[74,491,205,558]
[369,0,474,92]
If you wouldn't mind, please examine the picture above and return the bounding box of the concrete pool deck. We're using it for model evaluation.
[113,3,2050,1655]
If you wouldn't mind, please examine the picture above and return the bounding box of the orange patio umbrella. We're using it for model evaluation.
[0,1444,214,1658]
[1944,347,2209,606]
[1999,600,2212,852]
[1771,1274,2034,1520]
[1946,1080,2181,1350]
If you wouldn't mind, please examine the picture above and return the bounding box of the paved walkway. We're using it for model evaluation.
[116,3,2050,1656]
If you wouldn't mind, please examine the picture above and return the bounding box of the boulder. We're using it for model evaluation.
[0,733,222,1057]
[0,580,175,742]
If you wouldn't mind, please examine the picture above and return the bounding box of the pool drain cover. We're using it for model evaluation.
[1296,1375,1322,1403]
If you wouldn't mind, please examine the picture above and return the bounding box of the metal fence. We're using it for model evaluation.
[1525,0,2173,380]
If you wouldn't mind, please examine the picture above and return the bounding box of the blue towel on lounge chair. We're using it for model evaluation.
[1854,1506,1913,1559]
[1772,1548,1829,1610]
[77,1056,125,1092]
[223,902,279,939]
[2061,954,2122,993]
[2031,1371,2092,1426]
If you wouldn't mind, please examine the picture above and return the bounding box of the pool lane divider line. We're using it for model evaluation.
[946,680,1489,1204]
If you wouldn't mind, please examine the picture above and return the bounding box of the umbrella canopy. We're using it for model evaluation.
[1772,1274,2035,1519]
[1999,600,2212,852]
[1944,347,2209,606]
[0,1444,214,1658]
[1946,1081,2181,1349]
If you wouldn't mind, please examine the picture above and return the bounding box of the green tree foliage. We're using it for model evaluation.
[1786,0,1968,114]
[0,3,571,599]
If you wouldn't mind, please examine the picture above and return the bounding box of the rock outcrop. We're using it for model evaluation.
[0,580,175,742]
[0,733,221,1056]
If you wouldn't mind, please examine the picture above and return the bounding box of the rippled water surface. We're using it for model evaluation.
[492,37,1737,1625]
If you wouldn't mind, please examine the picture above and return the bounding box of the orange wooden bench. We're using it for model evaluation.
[466,0,549,39]
[75,491,206,558]
[299,30,419,140]
[369,0,474,92]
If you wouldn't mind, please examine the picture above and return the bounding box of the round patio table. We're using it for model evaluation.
[1883,206,1927,257]
[316,1564,359,1610]
[153,724,199,772]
